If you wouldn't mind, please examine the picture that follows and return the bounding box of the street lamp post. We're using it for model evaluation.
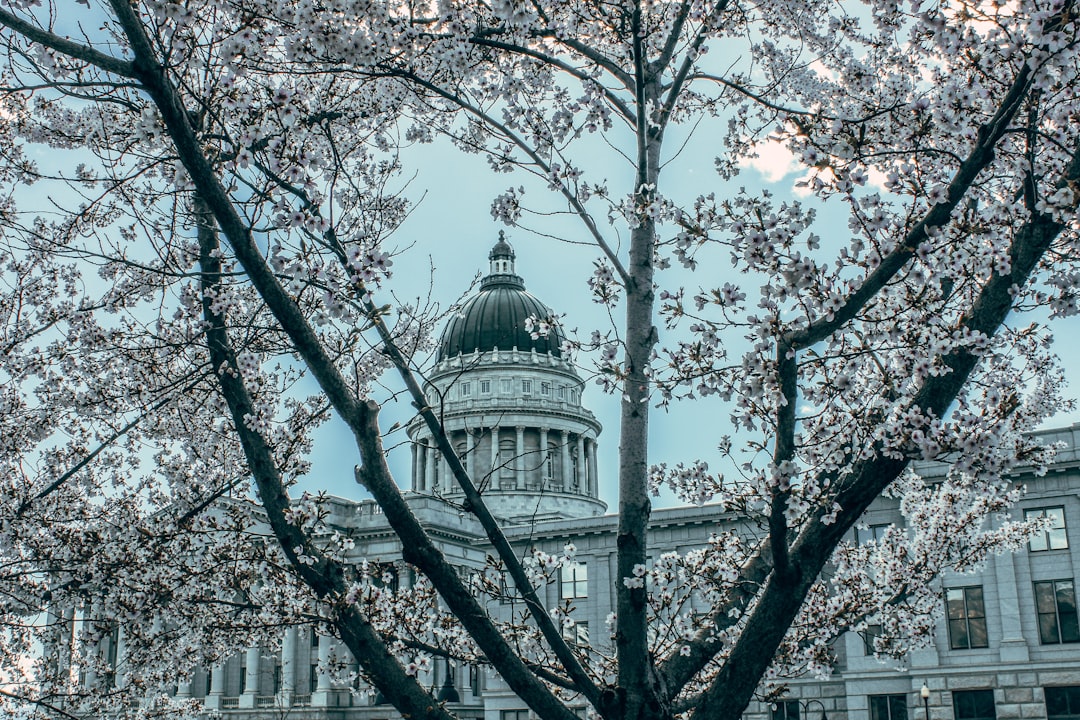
[921,684,931,720]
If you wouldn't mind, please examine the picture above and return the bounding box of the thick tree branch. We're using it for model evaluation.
[769,350,797,579]
[0,8,135,79]
[784,57,1036,349]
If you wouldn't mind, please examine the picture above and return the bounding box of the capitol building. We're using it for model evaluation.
[64,237,1080,720]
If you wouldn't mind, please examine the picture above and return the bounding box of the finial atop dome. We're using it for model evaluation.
[489,230,516,276]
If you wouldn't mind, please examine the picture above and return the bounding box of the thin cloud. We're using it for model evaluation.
[738,140,800,183]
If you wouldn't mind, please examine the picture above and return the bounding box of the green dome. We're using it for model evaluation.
[437,235,564,360]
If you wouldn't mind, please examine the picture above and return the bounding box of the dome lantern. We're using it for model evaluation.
[488,230,516,277]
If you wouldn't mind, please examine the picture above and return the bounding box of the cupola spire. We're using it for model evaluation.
[489,230,516,276]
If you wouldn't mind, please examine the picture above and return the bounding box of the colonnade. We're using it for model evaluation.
[411,427,598,496]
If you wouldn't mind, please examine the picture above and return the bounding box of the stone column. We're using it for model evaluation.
[994,550,1030,662]
[410,443,420,492]
[539,427,549,484]
[576,435,586,492]
[312,635,333,706]
[515,426,526,490]
[440,437,452,492]
[113,625,127,690]
[467,430,477,483]
[81,602,98,690]
[205,661,226,709]
[425,445,436,494]
[57,606,74,686]
[562,431,573,490]
[281,627,298,704]
[588,439,598,495]
[490,427,500,488]
[176,679,192,698]
[239,646,260,707]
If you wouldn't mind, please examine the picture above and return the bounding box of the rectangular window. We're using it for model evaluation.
[563,620,589,646]
[862,624,883,655]
[541,381,551,396]
[239,661,247,694]
[1035,579,1080,644]
[309,664,318,693]
[272,661,282,694]
[558,386,566,400]
[502,711,530,720]
[500,378,513,393]
[460,382,471,397]
[480,380,491,394]
[772,701,800,720]
[947,586,989,649]
[870,694,908,720]
[468,665,482,696]
[953,689,996,720]
[1027,507,1069,551]
[521,379,533,394]
[855,523,890,544]
[1046,686,1080,719]
[561,562,588,599]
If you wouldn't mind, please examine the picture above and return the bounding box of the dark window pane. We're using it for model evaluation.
[1038,583,1058,614]
[966,587,986,617]
[1046,687,1069,716]
[1041,612,1062,644]
[947,590,966,619]
[954,689,996,720]
[969,617,989,648]
[949,619,970,649]
[1060,609,1080,643]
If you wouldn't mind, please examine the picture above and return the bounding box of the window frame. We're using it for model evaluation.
[855,523,891,545]
[869,694,908,720]
[480,379,491,394]
[1026,506,1069,551]
[1046,685,1080,719]
[562,619,589,646]
[521,379,533,395]
[560,561,588,600]
[952,689,997,720]
[771,700,800,720]
[1035,579,1080,645]
[861,623,883,655]
[946,586,989,650]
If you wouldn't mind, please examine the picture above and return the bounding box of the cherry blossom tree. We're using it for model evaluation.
[1,0,1079,719]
